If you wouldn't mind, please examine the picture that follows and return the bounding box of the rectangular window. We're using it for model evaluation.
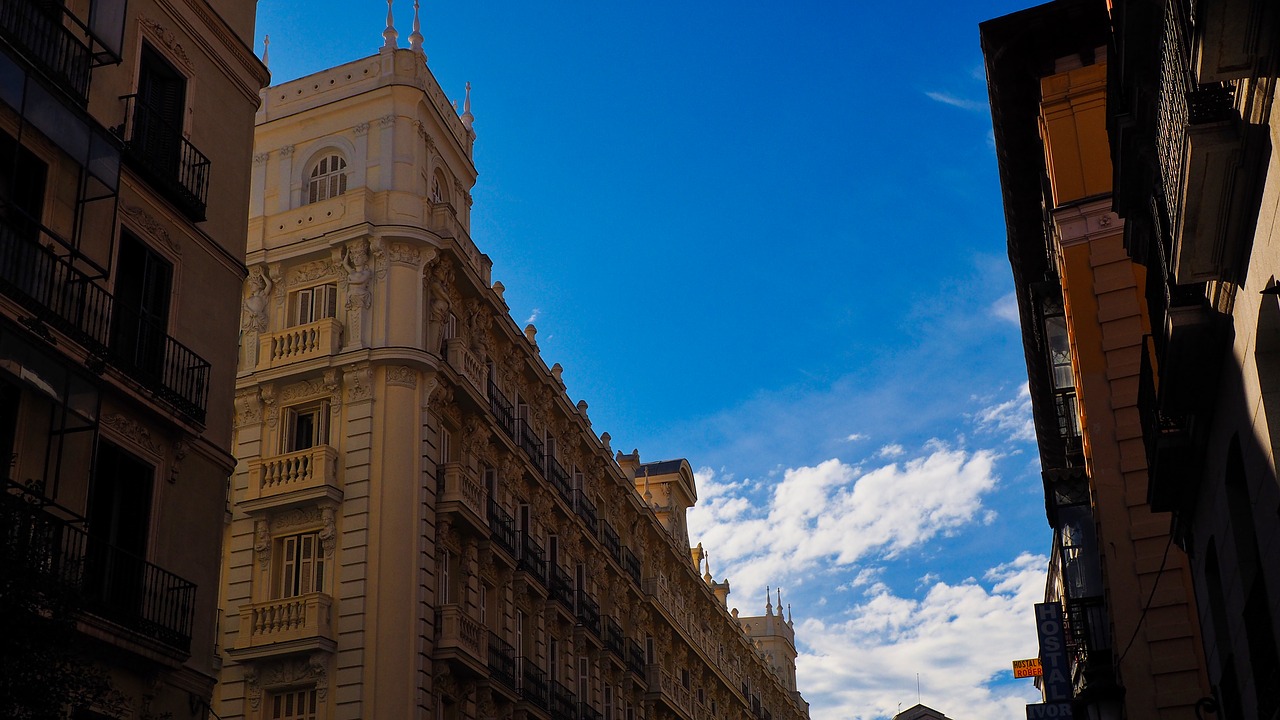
[480,584,489,626]
[439,548,452,604]
[549,638,559,681]
[516,609,526,656]
[578,656,589,703]
[292,283,338,325]
[283,402,328,453]
[111,232,172,375]
[645,635,654,665]
[440,427,452,464]
[270,688,318,720]
[279,532,325,598]
[604,686,613,720]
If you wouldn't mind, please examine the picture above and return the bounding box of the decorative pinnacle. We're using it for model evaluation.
[461,82,474,130]
[408,0,423,53]
[262,35,269,66]
[383,0,398,49]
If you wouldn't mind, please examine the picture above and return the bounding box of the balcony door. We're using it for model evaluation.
[110,232,171,377]
[86,439,153,614]
[135,44,185,176]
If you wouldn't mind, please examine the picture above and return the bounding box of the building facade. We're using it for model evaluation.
[1108,0,1280,717]
[0,0,266,715]
[983,2,1211,718]
[214,21,808,720]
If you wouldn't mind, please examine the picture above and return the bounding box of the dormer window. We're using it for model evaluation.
[307,153,347,203]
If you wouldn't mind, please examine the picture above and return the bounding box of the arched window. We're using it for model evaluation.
[307,153,347,203]
[430,169,449,204]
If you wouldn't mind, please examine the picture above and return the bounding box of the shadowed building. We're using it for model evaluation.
[0,0,267,714]
[214,9,809,720]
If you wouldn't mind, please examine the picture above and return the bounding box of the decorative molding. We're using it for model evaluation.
[254,519,271,570]
[319,506,336,557]
[323,369,342,416]
[386,365,418,388]
[169,438,188,484]
[234,389,262,428]
[242,265,272,333]
[138,16,192,71]
[345,365,373,402]
[260,384,279,428]
[285,259,336,288]
[270,506,325,533]
[101,414,163,457]
[353,122,370,137]
[379,114,396,128]
[387,242,421,266]
[253,153,269,166]
[279,144,295,158]
[120,204,181,257]
[280,377,329,403]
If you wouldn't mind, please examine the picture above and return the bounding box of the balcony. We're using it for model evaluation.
[434,603,486,674]
[517,533,547,588]
[487,499,517,560]
[648,665,694,715]
[547,456,572,503]
[487,630,516,690]
[625,638,645,677]
[3,483,196,652]
[550,564,574,611]
[0,219,209,421]
[232,592,334,659]
[517,420,543,470]
[600,519,621,563]
[0,0,92,102]
[551,680,578,719]
[622,547,642,587]
[603,616,624,657]
[575,589,600,637]
[573,489,597,533]
[117,94,210,221]
[445,337,486,397]
[579,702,603,720]
[244,445,341,510]
[438,462,488,535]
[488,379,516,440]
[517,657,549,710]
[256,318,343,370]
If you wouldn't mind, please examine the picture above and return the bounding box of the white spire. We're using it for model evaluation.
[461,82,474,131]
[408,0,424,53]
[261,35,269,67]
[766,585,772,612]
[383,0,399,49]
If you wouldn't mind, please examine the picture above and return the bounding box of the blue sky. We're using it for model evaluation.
[256,1,1050,716]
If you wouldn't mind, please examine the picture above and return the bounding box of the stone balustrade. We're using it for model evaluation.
[257,318,343,370]
[246,445,340,504]
[237,592,333,650]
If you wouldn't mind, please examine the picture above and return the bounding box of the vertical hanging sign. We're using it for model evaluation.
[1026,601,1073,719]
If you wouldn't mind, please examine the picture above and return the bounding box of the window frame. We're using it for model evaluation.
[277,531,326,599]
[306,153,348,204]
[290,283,337,327]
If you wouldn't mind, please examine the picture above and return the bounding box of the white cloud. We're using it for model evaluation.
[876,443,905,459]
[924,90,987,112]
[524,308,540,325]
[845,433,868,442]
[974,384,1036,443]
[688,446,1001,604]
[797,553,1048,720]
[990,292,1020,324]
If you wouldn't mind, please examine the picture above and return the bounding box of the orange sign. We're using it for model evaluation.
[1013,658,1043,678]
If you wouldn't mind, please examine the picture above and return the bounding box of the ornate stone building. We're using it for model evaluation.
[214,12,809,720]
[0,0,267,715]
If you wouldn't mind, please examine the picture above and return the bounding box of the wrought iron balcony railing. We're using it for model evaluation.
[600,519,621,563]
[575,589,600,636]
[518,532,546,586]
[0,0,92,101]
[3,481,196,651]
[625,638,645,676]
[547,456,572,503]
[488,380,516,439]
[551,680,578,719]
[0,217,210,421]
[117,94,210,221]
[516,657,548,709]
[622,546,642,587]
[603,616,624,656]
[488,499,517,558]
[487,630,516,689]
[579,702,603,720]
[573,488,597,532]
[517,420,543,470]
[550,563,574,610]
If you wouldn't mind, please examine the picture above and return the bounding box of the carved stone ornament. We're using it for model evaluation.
[244,666,261,709]
[120,204,181,257]
[271,506,325,533]
[261,384,279,428]
[387,242,422,266]
[462,416,488,460]
[318,506,336,557]
[169,438,188,484]
[253,152,269,165]
[101,414,163,457]
[254,519,271,570]
[138,16,192,70]
[234,389,262,428]
[353,122,370,137]
[255,656,328,701]
[430,383,455,413]
[386,365,418,388]
[281,377,329,403]
[242,265,272,333]
[279,144,295,158]
[345,365,373,402]
[322,368,342,416]
[285,259,335,288]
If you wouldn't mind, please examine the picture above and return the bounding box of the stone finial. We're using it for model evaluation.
[551,362,563,383]
[601,431,611,450]
[383,0,398,49]
[461,82,474,131]
[524,323,537,346]
[787,603,793,625]
[492,280,506,301]
[262,35,269,66]
[408,0,424,53]
[766,585,772,612]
